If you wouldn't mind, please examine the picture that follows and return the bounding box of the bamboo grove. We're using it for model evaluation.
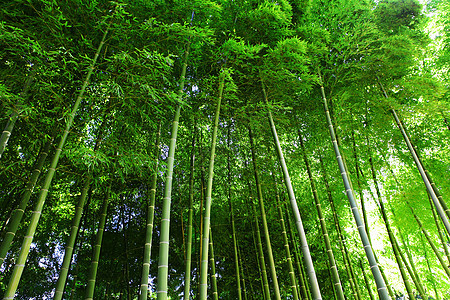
[0,0,449,299]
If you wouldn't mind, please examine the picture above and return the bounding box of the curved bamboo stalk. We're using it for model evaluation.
[139,121,161,299]
[198,71,224,299]
[318,71,389,300]
[262,81,322,300]
[3,26,109,299]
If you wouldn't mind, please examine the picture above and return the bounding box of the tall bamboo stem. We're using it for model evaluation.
[319,71,389,300]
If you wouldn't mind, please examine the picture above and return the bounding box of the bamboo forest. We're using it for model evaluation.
[1,0,450,299]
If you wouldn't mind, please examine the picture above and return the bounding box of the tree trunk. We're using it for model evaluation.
[84,185,111,300]
[274,180,299,300]
[198,70,224,299]
[156,39,190,300]
[183,125,195,300]
[227,124,242,300]
[262,80,322,300]
[246,181,271,300]
[139,121,161,299]
[209,227,219,300]
[298,131,344,300]
[318,71,389,300]
[368,154,414,299]
[248,126,281,300]
[284,202,311,300]
[55,121,105,299]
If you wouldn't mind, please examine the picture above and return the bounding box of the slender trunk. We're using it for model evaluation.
[227,125,242,300]
[84,185,110,300]
[199,71,224,299]
[54,176,92,300]
[351,133,371,243]
[368,155,414,299]
[248,127,281,300]
[318,154,362,300]
[183,125,195,300]
[245,176,271,300]
[3,27,109,299]
[0,68,35,158]
[275,180,299,300]
[359,259,375,300]
[139,121,161,299]
[123,207,131,300]
[0,138,52,266]
[238,241,248,300]
[318,71,389,300]
[251,197,271,299]
[55,122,104,299]
[156,39,190,300]
[284,202,310,300]
[209,227,218,300]
[298,132,344,300]
[411,205,450,279]
[262,81,322,299]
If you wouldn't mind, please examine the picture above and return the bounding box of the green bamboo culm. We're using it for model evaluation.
[248,127,281,300]
[183,125,196,300]
[0,138,52,267]
[227,128,242,300]
[54,176,92,300]
[274,180,299,300]
[209,227,219,300]
[199,70,225,300]
[156,39,190,300]
[318,71,389,300]
[84,185,111,300]
[368,153,416,299]
[139,121,161,300]
[298,132,345,300]
[246,180,270,300]
[3,26,109,300]
[262,80,322,300]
